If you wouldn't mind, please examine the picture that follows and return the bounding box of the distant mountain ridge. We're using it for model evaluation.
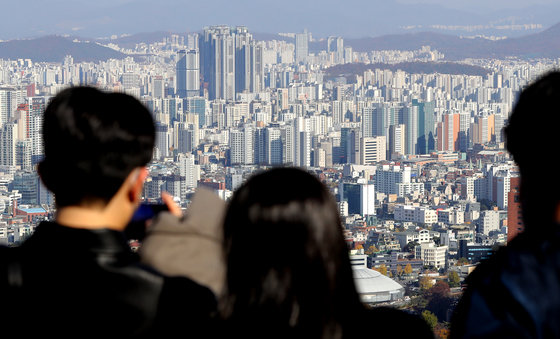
[0,36,126,63]
[345,22,560,60]
[1,22,560,64]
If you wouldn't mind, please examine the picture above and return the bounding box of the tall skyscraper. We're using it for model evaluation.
[0,123,18,166]
[176,49,200,98]
[200,26,236,100]
[199,26,263,100]
[185,49,200,97]
[327,36,344,63]
[294,117,311,168]
[413,99,435,154]
[402,104,418,155]
[235,27,264,94]
[438,113,461,152]
[295,30,309,64]
[176,50,187,98]
[389,124,406,159]
[264,127,283,165]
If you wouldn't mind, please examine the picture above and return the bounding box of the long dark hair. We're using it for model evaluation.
[221,167,363,338]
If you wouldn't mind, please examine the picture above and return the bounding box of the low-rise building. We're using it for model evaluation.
[394,204,438,225]
[415,243,448,269]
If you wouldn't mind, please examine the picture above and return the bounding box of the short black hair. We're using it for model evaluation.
[505,71,560,230]
[39,87,155,207]
[221,167,362,338]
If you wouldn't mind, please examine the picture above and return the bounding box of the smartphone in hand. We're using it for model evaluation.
[125,203,169,240]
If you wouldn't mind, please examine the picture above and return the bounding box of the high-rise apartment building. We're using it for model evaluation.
[401,104,418,155]
[235,27,264,94]
[389,124,405,159]
[0,123,18,166]
[264,127,282,165]
[199,26,263,100]
[375,165,412,195]
[0,87,25,127]
[507,177,523,242]
[200,26,236,100]
[178,153,200,191]
[327,36,344,64]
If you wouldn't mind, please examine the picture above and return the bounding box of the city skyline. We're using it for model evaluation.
[1,19,557,335]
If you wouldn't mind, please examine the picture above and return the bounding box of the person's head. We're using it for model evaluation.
[38,86,155,209]
[221,167,362,338]
[505,71,560,230]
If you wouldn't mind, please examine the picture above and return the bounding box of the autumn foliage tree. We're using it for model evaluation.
[426,281,453,322]
[435,324,450,339]
[456,257,469,266]
[375,264,388,276]
[404,263,413,275]
[419,276,434,291]
[365,244,378,255]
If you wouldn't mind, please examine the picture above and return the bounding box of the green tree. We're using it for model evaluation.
[422,310,438,331]
[456,257,469,266]
[448,271,461,287]
[404,241,419,253]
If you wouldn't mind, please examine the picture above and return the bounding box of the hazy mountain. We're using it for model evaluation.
[0,36,126,63]
[1,0,559,40]
[345,22,560,60]
[97,31,178,49]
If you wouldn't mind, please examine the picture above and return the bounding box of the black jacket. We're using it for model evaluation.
[451,228,560,338]
[0,221,216,338]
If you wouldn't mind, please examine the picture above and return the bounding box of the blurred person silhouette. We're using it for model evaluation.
[0,87,216,338]
[140,186,227,296]
[451,71,560,338]
[216,167,433,339]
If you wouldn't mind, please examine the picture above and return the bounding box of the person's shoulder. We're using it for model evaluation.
[153,275,218,337]
[452,229,560,338]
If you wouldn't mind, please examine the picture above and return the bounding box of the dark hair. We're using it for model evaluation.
[39,87,155,207]
[505,71,560,230]
[221,167,363,338]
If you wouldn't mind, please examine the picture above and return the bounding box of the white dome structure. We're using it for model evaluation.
[350,254,405,304]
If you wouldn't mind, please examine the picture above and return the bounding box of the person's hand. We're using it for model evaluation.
[161,191,182,217]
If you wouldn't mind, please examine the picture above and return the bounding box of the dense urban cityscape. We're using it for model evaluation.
[1,22,560,335]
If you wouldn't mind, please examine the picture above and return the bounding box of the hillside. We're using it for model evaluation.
[0,36,126,63]
[345,22,560,60]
